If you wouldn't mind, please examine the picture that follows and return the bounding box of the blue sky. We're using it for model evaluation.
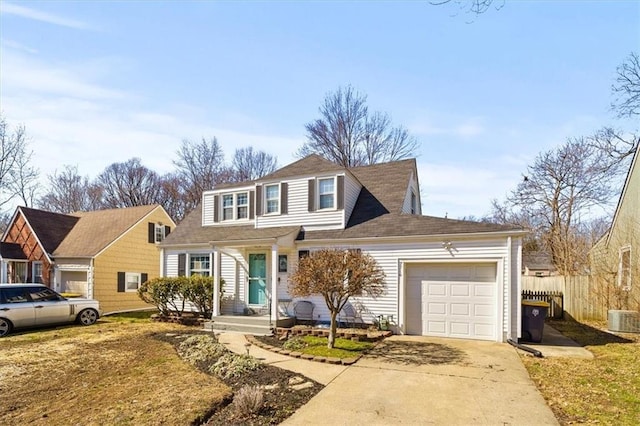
[1,1,638,218]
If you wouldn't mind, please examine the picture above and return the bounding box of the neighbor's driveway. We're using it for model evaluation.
[283,335,559,425]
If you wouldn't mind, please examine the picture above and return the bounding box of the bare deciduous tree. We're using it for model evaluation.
[230,147,278,182]
[96,158,163,208]
[38,165,102,213]
[289,249,385,348]
[612,51,640,118]
[174,137,229,213]
[0,116,39,209]
[155,173,187,223]
[300,86,418,167]
[498,138,620,275]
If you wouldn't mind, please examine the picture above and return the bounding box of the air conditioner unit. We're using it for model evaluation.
[608,310,640,333]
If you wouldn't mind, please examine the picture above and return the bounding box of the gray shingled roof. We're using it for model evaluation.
[54,205,160,257]
[214,154,345,191]
[18,207,79,254]
[164,155,524,245]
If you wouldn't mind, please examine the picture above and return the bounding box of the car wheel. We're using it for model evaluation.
[77,309,98,326]
[0,318,12,337]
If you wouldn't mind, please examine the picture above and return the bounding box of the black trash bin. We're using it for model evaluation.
[521,300,549,343]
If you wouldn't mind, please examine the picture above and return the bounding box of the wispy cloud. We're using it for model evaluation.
[1,38,39,54]
[2,2,92,30]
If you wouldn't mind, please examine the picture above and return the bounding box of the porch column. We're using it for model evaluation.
[271,244,279,323]
[212,248,221,318]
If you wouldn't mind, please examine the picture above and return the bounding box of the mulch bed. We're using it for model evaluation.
[155,331,323,426]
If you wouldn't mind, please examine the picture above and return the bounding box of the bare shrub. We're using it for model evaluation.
[233,385,265,417]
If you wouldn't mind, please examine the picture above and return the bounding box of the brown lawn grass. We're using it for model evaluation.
[521,319,640,425]
[0,313,231,425]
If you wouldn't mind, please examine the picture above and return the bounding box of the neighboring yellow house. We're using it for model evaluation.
[48,204,176,313]
[2,204,174,313]
[590,149,640,312]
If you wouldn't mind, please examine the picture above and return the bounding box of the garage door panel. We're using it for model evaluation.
[474,304,493,317]
[450,303,470,316]
[406,263,497,341]
[451,284,470,296]
[450,322,471,336]
[474,324,494,338]
[474,284,494,297]
[427,321,446,334]
[428,284,447,296]
[427,302,446,315]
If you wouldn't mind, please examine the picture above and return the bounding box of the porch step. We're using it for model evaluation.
[205,315,273,335]
[204,315,295,335]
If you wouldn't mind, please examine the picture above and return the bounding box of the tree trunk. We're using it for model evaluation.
[328,310,338,349]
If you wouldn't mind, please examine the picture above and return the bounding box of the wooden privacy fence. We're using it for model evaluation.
[522,290,563,319]
[521,275,607,321]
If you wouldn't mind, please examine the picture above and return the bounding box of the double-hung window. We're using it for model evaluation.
[236,192,248,219]
[190,254,211,276]
[32,261,43,283]
[222,193,249,220]
[125,273,141,292]
[265,184,280,214]
[619,246,632,289]
[155,224,165,243]
[222,195,234,221]
[318,178,335,209]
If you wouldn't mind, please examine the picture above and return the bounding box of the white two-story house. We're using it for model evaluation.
[160,154,526,342]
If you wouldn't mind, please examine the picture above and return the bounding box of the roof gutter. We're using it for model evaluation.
[297,230,529,246]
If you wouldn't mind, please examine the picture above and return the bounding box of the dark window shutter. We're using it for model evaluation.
[281,182,288,214]
[141,273,148,284]
[117,272,125,292]
[213,195,219,223]
[337,175,344,210]
[249,190,255,219]
[148,223,155,243]
[164,225,171,237]
[308,179,316,212]
[178,254,186,277]
[255,185,263,216]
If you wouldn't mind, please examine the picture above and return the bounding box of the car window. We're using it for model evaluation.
[0,288,29,303]
[27,287,63,302]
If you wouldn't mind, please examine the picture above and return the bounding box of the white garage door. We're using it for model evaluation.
[405,263,497,341]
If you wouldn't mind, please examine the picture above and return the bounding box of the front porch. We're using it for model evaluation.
[205,314,295,335]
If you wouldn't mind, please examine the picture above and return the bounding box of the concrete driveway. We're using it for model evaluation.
[283,335,559,425]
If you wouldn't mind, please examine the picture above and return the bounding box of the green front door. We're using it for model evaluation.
[248,253,267,305]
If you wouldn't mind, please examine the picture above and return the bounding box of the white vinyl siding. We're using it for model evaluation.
[402,172,421,214]
[202,192,215,225]
[297,238,516,342]
[344,174,362,224]
[256,179,344,229]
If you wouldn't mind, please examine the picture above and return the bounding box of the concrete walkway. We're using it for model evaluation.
[218,332,558,425]
[217,331,348,385]
[520,325,594,359]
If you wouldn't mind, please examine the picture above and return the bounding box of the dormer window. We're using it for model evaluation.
[222,195,234,220]
[265,184,280,214]
[237,193,248,219]
[318,178,335,209]
[222,192,249,221]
